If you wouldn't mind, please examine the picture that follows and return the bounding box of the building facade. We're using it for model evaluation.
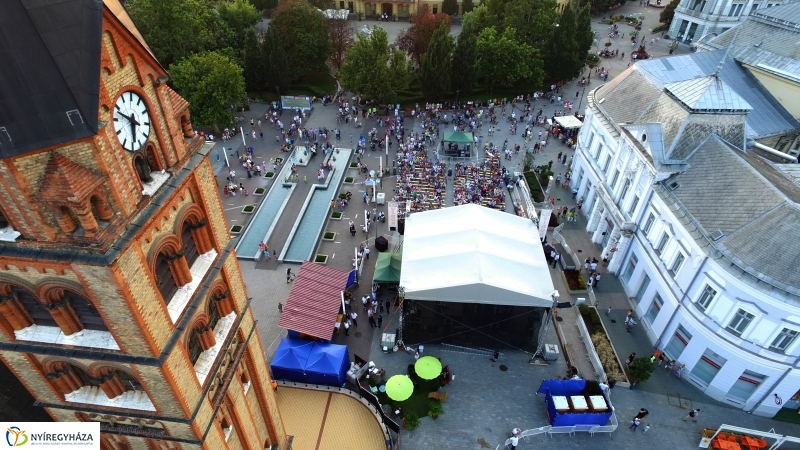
[0,1,286,448]
[570,50,800,417]
[668,0,798,43]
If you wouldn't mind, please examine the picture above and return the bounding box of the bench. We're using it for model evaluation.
[428,391,448,403]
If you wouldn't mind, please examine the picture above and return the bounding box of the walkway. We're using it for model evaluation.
[276,386,386,450]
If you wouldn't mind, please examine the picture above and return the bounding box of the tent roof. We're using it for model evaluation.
[305,342,349,374]
[443,131,474,143]
[400,204,555,307]
[271,338,313,370]
[373,252,402,284]
[554,116,583,129]
[278,261,350,340]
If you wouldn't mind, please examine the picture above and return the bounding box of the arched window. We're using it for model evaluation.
[133,152,153,183]
[155,253,179,300]
[14,287,56,328]
[65,291,107,332]
[181,221,199,268]
[145,145,163,172]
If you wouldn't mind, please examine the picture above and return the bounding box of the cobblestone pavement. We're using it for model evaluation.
[214,4,800,448]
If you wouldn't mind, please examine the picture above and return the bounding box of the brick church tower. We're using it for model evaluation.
[0,1,287,448]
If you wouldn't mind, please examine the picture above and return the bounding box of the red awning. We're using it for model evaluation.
[277,261,350,340]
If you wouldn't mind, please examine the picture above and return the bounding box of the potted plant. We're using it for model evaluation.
[350,162,359,168]
[314,254,328,264]
[242,205,255,214]
[230,225,243,235]
[626,356,655,389]
[330,211,343,220]
[264,171,275,179]
[344,176,354,184]
[323,231,336,241]
[254,187,266,195]
[428,400,443,420]
[357,11,363,21]
[338,193,348,200]
[403,412,420,430]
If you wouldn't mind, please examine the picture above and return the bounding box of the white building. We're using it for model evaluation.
[668,0,798,43]
[570,49,800,417]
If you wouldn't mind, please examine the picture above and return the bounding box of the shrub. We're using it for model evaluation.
[339,193,348,199]
[578,304,591,316]
[231,225,242,232]
[350,162,359,168]
[428,400,443,418]
[323,232,335,239]
[563,269,587,290]
[331,211,342,218]
[344,176,354,183]
[243,205,255,212]
[315,254,327,263]
[590,332,626,381]
[523,172,544,202]
[265,171,275,177]
[254,187,266,194]
[404,412,420,430]
[628,356,656,383]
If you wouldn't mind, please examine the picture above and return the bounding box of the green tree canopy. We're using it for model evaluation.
[269,0,333,80]
[476,27,544,88]
[576,4,594,61]
[243,28,266,91]
[339,27,410,101]
[218,0,263,50]
[262,25,290,94]
[442,0,460,15]
[251,0,278,10]
[127,0,216,67]
[328,18,356,71]
[396,4,452,64]
[660,0,681,24]
[544,3,581,82]
[462,0,475,13]
[502,0,559,47]
[169,51,247,129]
[450,24,479,95]
[420,22,455,100]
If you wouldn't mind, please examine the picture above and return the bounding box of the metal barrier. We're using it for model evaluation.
[495,411,619,448]
[496,426,552,449]
[575,309,606,381]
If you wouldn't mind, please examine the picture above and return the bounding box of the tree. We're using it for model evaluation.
[476,27,544,88]
[328,18,356,71]
[442,0,460,15]
[420,22,455,100]
[243,28,266,91]
[450,24,479,95]
[660,0,681,24]
[127,0,216,66]
[576,4,594,59]
[502,0,559,46]
[627,357,656,385]
[339,27,410,101]
[544,2,581,82]
[262,25,290,94]
[462,0,475,13]
[396,4,452,64]
[169,51,247,129]
[218,0,262,50]
[251,0,278,10]
[269,0,333,80]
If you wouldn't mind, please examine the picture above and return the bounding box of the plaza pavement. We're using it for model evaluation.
[208,3,800,448]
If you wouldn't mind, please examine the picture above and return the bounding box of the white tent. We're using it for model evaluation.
[554,115,583,129]
[400,204,555,307]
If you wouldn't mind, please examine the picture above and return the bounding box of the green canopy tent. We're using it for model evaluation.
[441,131,475,160]
[373,252,402,284]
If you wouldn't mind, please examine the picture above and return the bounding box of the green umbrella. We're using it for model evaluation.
[385,375,414,401]
[415,356,443,380]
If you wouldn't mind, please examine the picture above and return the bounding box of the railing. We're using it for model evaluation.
[575,310,606,381]
[496,411,619,447]
[497,426,551,449]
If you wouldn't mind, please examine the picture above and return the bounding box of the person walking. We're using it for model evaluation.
[626,352,636,367]
[629,417,641,431]
[368,314,376,328]
[286,268,293,283]
[634,408,649,421]
[551,253,560,268]
[683,408,700,422]
[377,314,383,327]
[343,320,350,336]
[509,435,519,450]
[350,311,358,327]
[594,273,601,287]
[642,424,651,434]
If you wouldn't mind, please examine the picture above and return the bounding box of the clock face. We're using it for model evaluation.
[113,91,151,151]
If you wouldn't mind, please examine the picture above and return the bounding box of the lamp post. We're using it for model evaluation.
[455,90,460,109]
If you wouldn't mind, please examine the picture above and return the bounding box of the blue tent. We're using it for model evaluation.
[537,379,613,427]
[305,342,350,386]
[270,339,313,382]
[270,339,350,386]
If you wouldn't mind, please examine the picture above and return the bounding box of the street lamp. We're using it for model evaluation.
[455,90,460,109]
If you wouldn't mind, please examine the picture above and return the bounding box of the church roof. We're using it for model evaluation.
[0,0,103,158]
[664,76,752,112]
[38,152,104,204]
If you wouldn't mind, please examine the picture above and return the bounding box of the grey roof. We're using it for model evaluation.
[0,0,102,158]
[657,136,800,296]
[664,76,752,112]
[594,49,800,139]
[752,0,800,26]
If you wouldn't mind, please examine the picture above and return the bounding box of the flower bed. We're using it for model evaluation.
[579,305,628,382]
[314,254,328,264]
[254,187,266,195]
[563,269,587,290]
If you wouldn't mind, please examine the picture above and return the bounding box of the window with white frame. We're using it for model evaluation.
[770,328,798,352]
[669,252,685,276]
[727,308,755,335]
[644,294,663,324]
[621,254,638,284]
[619,178,631,204]
[696,285,717,311]
[655,232,669,253]
[628,195,640,215]
[727,371,765,403]
[642,212,655,236]
[586,132,595,154]
[602,155,611,172]
[610,170,620,189]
